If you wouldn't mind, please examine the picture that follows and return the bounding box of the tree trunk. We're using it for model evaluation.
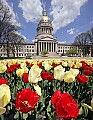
[91,44,93,57]
[16,46,19,57]
[7,41,9,57]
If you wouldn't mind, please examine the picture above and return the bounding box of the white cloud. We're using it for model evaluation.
[1,0,20,26]
[50,0,88,33]
[59,41,67,44]
[18,0,43,22]
[13,31,26,40]
[67,28,75,35]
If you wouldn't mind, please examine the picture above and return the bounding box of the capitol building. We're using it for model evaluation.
[0,8,91,57]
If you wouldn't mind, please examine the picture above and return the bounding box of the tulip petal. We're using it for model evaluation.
[81,103,92,111]
[0,107,6,115]
[0,84,11,107]
[34,84,41,96]
[0,87,5,107]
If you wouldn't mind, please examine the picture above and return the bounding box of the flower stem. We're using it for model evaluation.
[0,115,4,120]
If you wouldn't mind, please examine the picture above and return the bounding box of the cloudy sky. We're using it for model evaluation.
[3,0,93,43]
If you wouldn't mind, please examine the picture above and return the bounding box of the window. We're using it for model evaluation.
[3,49,5,52]
[32,49,34,52]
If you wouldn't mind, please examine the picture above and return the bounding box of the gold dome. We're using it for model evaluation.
[40,8,50,22]
[40,16,50,22]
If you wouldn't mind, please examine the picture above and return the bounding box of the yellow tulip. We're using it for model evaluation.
[62,61,68,67]
[87,60,93,66]
[28,65,42,83]
[63,69,79,83]
[11,59,17,64]
[0,84,11,115]
[74,62,82,68]
[20,63,26,68]
[70,68,79,77]
[53,59,61,64]
[0,64,7,73]
[54,65,65,81]
[16,69,24,77]
[67,60,74,67]
[42,61,52,71]
[63,71,74,83]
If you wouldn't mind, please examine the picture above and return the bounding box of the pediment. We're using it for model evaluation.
[36,36,57,41]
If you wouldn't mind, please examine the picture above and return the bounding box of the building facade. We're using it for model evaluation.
[0,8,92,57]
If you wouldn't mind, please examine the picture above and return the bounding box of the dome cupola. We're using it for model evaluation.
[40,8,50,22]
[36,7,53,36]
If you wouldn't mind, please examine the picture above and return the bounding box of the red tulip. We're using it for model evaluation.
[51,90,79,119]
[41,71,54,81]
[22,73,29,83]
[76,74,88,83]
[15,88,39,113]
[0,78,8,85]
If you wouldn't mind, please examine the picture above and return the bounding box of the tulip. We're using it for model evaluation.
[28,65,42,83]
[42,61,52,71]
[54,65,65,81]
[0,84,11,115]
[0,64,7,73]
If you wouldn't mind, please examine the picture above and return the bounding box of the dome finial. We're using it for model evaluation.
[43,3,46,16]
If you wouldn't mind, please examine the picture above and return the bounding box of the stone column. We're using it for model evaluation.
[38,42,40,54]
[51,42,52,52]
[46,42,47,51]
[41,42,42,52]
[43,42,44,50]
[47,42,49,52]
[53,42,54,52]
[48,42,49,52]
[35,42,37,53]
[55,43,57,52]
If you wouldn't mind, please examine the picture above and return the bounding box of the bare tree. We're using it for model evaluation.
[4,31,25,57]
[0,0,20,41]
[87,27,93,56]
[0,0,25,57]
[74,32,90,57]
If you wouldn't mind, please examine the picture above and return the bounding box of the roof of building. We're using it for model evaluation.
[40,8,50,23]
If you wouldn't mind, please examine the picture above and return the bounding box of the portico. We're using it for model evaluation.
[38,41,57,52]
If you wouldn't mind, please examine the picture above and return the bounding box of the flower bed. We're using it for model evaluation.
[0,59,93,120]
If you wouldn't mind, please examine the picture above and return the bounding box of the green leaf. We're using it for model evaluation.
[26,115,36,120]
[5,114,14,120]
[23,113,28,119]
[79,107,84,115]
[84,107,88,116]
[47,100,51,113]
[14,112,19,119]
